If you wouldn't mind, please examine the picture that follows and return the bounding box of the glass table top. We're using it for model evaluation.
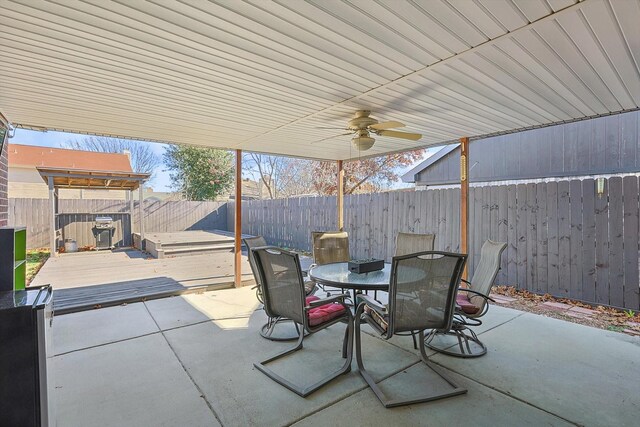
[309,262,390,290]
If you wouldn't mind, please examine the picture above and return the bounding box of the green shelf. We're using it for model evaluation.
[0,227,28,291]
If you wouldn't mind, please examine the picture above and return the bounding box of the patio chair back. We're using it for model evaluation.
[244,236,267,286]
[252,246,306,325]
[468,240,507,313]
[389,251,466,334]
[312,231,350,265]
[394,232,436,257]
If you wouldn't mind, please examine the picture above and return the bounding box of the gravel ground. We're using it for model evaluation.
[491,285,640,337]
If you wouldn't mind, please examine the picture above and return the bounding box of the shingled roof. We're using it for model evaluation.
[8,143,133,172]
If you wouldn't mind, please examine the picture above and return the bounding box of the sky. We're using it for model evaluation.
[9,128,438,192]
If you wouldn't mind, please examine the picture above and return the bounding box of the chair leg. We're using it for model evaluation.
[424,324,487,358]
[355,307,467,408]
[255,316,353,397]
[342,324,349,359]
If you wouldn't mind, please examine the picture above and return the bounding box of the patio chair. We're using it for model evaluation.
[355,251,468,408]
[425,240,507,358]
[394,232,435,256]
[394,232,437,349]
[311,231,350,265]
[311,231,350,295]
[244,236,316,341]
[252,246,353,397]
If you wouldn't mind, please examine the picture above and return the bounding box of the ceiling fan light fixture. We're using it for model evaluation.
[351,130,375,151]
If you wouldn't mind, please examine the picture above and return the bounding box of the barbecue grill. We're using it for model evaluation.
[93,216,114,250]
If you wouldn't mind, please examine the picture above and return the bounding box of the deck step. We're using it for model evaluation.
[160,238,235,249]
[162,244,236,257]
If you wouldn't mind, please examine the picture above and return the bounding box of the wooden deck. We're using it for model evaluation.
[31,248,254,314]
[142,230,244,259]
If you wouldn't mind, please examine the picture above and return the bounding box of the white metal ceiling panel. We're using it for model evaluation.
[1,0,638,161]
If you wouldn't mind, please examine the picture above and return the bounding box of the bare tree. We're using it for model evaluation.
[66,136,161,180]
[311,150,424,195]
[244,150,424,198]
[244,153,314,199]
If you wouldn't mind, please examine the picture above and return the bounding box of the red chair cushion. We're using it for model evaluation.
[456,293,480,315]
[307,300,346,326]
[306,295,320,304]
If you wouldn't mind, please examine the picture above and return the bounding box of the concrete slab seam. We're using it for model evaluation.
[53,330,162,357]
[52,312,255,357]
[285,359,424,427]
[142,302,225,427]
[425,359,582,426]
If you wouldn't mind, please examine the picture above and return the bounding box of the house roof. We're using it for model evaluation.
[8,144,133,172]
[401,145,459,183]
[1,0,639,161]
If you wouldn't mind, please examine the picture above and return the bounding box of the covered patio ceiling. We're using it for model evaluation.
[1,0,639,161]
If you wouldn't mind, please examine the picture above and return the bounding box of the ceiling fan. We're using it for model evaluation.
[314,110,422,151]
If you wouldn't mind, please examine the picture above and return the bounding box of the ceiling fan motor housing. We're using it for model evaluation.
[347,110,377,130]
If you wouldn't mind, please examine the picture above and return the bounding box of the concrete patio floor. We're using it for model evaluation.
[51,287,640,427]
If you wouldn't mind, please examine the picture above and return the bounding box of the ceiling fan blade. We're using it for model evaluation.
[311,132,353,144]
[369,121,404,130]
[376,129,422,141]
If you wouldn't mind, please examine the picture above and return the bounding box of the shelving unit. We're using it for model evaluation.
[0,227,27,291]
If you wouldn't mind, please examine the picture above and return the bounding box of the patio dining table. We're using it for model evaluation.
[308,262,390,305]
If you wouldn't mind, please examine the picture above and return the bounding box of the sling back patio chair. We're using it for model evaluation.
[355,251,468,408]
[394,232,436,257]
[311,231,350,294]
[244,236,316,341]
[312,231,350,265]
[394,232,437,349]
[252,246,353,397]
[425,240,507,358]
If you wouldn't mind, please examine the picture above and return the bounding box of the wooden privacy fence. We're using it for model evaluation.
[9,198,227,249]
[230,177,640,311]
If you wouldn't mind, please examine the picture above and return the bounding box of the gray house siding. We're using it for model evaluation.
[413,110,640,186]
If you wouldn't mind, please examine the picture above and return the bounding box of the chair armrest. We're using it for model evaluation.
[306,293,350,308]
[356,294,387,316]
[458,288,496,303]
[303,263,317,278]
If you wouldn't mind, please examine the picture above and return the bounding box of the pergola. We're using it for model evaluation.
[1,0,639,285]
[36,167,150,256]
